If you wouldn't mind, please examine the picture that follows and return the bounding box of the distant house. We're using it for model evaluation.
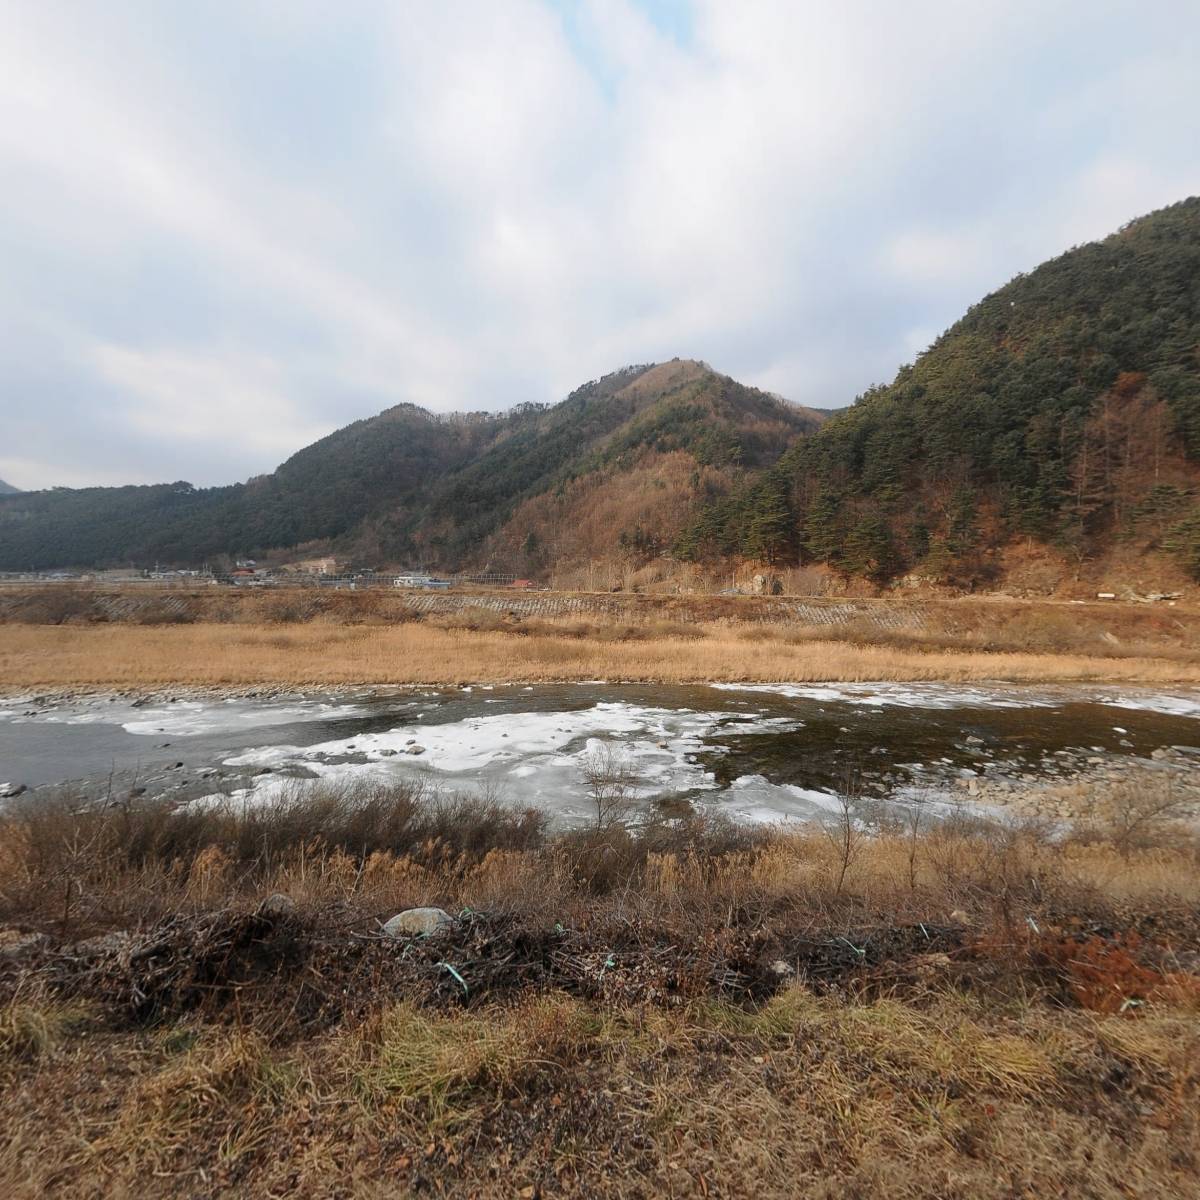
[509,579,538,590]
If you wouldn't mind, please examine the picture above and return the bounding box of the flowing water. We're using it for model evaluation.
[2,682,1199,825]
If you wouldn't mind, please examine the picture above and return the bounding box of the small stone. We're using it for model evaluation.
[965,735,985,746]
[405,745,426,756]
[768,959,795,977]
[1086,757,1104,766]
[72,931,134,958]
[0,928,49,958]
[383,907,454,938]
[379,748,397,757]
[258,893,298,919]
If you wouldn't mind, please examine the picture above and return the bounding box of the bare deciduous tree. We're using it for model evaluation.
[580,744,642,830]
[825,768,866,897]
[1091,778,1192,860]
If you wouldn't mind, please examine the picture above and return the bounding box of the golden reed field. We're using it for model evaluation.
[4,584,1200,688]
[5,619,1200,687]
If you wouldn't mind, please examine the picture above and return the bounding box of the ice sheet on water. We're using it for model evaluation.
[121,700,373,737]
[709,682,1060,709]
[221,701,808,816]
[1091,692,1200,719]
[705,774,844,825]
[16,696,373,736]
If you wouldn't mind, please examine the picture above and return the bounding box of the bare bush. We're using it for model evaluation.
[1077,778,1195,858]
[580,744,643,830]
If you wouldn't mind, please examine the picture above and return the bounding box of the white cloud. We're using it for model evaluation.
[0,0,1198,487]
[90,344,334,459]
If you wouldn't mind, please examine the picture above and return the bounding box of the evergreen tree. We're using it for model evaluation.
[744,470,794,563]
[841,512,899,584]
[803,489,844,565]
[946,486,979,557]
[1164,509,1200,580]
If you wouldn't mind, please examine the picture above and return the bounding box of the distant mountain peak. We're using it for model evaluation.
[0,478,20,495]
[0,359,824,571]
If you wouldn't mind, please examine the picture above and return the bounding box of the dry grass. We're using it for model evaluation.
[5,620,1200,687]
[2,784,1200,1196]
[2,985,1198,1197]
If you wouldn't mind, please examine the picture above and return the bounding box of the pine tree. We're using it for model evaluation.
[1164,509,1200,580]
[803,489,844,565]
[841,513,899,584]
[744,471,794,564]
[946,486,980,557]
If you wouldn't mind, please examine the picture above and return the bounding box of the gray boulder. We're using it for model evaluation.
[257,893,298,919]
[382,907,454,938]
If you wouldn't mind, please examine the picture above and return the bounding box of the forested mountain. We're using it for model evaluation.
[0,361,822,571]
[0,479,19,495]
[677,198,1200,584]
[6,199,1199,585]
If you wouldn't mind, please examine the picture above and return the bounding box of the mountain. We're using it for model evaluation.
[678,198,1200,586]
[7,199,1199,587]
[0,360,824,572]
[0,479,19,495]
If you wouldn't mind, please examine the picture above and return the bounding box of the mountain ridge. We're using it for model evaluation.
[4,199,1200,588]
[0,360,824,572]
[676,197,1200,587]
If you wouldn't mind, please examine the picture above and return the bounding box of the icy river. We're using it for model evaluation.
[2,682,1199,825]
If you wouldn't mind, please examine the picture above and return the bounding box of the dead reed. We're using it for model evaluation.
[5,619,1200,687]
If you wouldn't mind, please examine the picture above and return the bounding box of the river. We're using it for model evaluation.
[2,682,1199,825]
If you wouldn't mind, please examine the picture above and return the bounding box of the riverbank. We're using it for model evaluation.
[6,621,1200,688]
[2,786,1199,1198]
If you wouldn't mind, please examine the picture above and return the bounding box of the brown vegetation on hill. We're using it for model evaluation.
[486,450,731,578]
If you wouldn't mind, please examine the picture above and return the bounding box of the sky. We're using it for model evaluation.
[2,1,1200,491]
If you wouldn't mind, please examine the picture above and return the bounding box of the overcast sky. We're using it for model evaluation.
[2,1,1199,490]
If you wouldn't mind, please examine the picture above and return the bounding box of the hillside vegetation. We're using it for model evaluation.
[679,198,1200,586]
[0,362,821,572]
[5,199,1200,588]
